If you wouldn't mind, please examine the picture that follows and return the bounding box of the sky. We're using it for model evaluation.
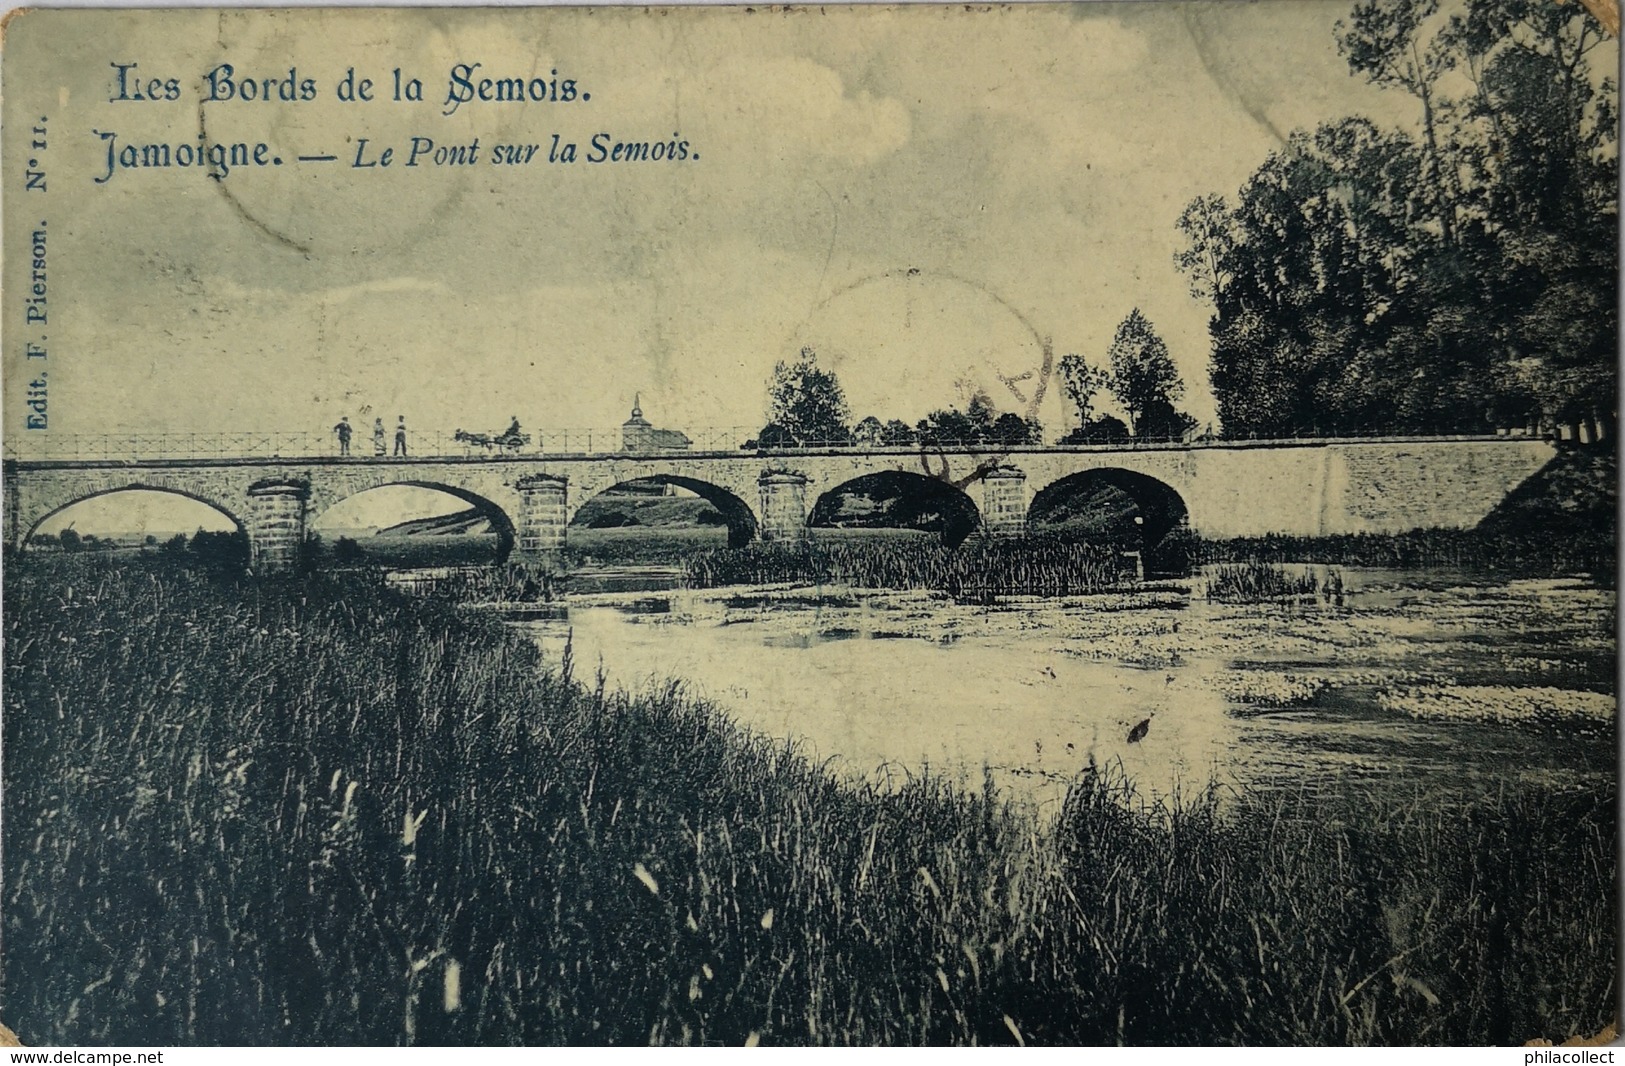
[3,0,1434,455]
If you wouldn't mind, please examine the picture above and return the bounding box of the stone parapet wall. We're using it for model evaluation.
[1328,441,1558,534]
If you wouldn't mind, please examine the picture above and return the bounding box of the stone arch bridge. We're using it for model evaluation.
[4,438,1557,572]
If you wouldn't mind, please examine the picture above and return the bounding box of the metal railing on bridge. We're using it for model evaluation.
[0,425,1534,463]
[2,428,745,462]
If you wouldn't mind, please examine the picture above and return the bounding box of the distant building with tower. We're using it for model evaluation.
[621,395,692,453]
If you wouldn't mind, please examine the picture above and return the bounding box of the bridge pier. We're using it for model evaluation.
[246,478,309,573]
[981,466,1028,536]
[758,471,810,543]
[515,474,569,559]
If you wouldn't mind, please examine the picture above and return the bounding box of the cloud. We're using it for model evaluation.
[582,51,913,173]
[693,56,911,168]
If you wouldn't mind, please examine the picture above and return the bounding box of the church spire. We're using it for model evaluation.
[631,392,642,418]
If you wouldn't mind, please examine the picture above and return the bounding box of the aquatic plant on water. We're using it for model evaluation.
[1203,561,1320,604]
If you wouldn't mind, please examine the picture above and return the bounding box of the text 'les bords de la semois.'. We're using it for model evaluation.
[91,61,699,184]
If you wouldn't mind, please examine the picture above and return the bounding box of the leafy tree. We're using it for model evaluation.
[1059,414,1131,445]
[744,423,794,450]
[1057,353,1113,431]
[162,533,189,555]
[1137,398,1198,441]
[1106,310,1185,436]
[1179,0,1616,438]
[887,495,946,530]
[1338,0,1461,244]
[880,419,917,446]
[989,412,1041,445]
[1079,409,1131,438]
[766,347,852,446]
[963,388,997,431]
[1172,195,1236,304]
[1184,120,1433,435]
[852,416,885,447]
[916,392,1039,447]
[332,536,366,565]
[1203,309,1316,436]
[190,529,250,569]
[1448,0,1618,426]
[57,528,83,554]
[915,407,984,446]
[917,387,999,446]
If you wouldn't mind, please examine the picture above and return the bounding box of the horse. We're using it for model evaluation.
[453,428,531,454]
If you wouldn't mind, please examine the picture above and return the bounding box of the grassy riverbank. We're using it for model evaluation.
[3,557,1615,1045]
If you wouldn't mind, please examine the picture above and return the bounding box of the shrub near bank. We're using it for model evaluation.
[2,559,1615,1045]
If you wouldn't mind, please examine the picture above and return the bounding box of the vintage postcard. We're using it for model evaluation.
[1,0,1617,1047]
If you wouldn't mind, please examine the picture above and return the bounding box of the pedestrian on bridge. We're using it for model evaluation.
[334,417,353,456]
[395,416,409,456]
[372,418,386,457]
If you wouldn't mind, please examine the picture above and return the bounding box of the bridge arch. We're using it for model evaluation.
[569,475,759,548]
[809,470,983,547]
[1029,468,1190,550]
[309,480,519,560]
[19,484,248,549]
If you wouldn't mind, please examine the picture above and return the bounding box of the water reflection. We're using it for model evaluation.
[517,568,1614,810]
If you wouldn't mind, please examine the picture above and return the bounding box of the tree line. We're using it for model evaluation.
[751,319,1197,450]
[1175,0,1616,438]
[30,527,249,563]
[746,346,1050,449]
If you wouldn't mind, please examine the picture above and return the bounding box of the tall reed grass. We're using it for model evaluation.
[1203,561,1323,604]
[2,557,1614,1045]
[1199,529,1612,580]
[683,537,1130,599]
[388,562,559,603]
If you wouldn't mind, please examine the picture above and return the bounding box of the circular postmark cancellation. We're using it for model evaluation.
[789,267,1055,490]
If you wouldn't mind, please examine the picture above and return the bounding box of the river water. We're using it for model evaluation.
[515,567,1615,810]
